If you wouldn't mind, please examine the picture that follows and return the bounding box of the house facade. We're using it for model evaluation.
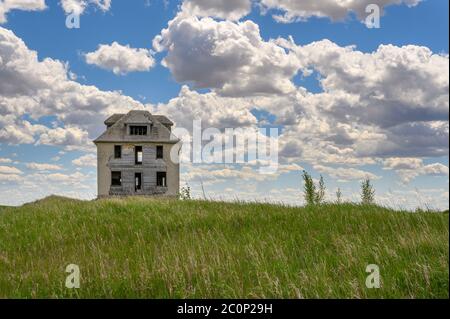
[94,110,180,198]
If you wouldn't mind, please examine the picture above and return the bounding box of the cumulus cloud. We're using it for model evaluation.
[383,158,449,183]
[176,0,422,23]
[0,27,143,149]
[151,29,449,166]
[289,40,449,127]
[72,153,96,167]
[0,165,22,175]
[0,173,22,182]
[384,157,423,171]
[181,0,252,21]
[37,126,93,151]
[153,12,301,96]
[313,164,379,181]
[259,0,422,23]
[422,163,449,177]
[0,0,46,23]
[150,85,257,130]
[153,16,448,162]
[60,0,111,15]
[26,162,63,171]
[271,38,449,161]
[85,42,155,75]
[0,158,12,163]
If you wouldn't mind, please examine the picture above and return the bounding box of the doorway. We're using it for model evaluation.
[135,173,142,192]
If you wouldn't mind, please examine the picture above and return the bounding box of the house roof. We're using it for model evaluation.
[104,113,174,126]
[104,114,125,126]
[94,110,179,144]
[153,115,174,126]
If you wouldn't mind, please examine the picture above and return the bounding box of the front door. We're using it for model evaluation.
[135,173,142,192]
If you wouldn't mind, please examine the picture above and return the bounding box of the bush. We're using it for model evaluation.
[302,171,326,205]
[336,188,343,204]
[361,178,375,205]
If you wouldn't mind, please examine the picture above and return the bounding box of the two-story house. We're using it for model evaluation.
[94,110,180,197]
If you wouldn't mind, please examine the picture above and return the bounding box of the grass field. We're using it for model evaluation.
[0,196,448,299]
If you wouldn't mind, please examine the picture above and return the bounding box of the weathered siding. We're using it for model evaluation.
[97,143,113,197]
[97,143,179,198]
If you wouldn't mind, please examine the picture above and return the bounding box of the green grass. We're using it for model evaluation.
[0,196,448,299]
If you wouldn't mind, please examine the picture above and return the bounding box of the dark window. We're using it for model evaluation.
[114,145,122,159]
[157,172,167,187]
[130,126,148,136]
[135,146,143,165]
[135,173,142,191]
[156,146,163,159]
[111,171,122,186]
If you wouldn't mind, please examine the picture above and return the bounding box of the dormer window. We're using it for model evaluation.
[130,126,148,136]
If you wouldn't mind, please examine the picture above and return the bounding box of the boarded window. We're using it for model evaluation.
[114,145,122,159]
[157,172,167,187]
[156,146,163,159]
[135,146,143,165]
[130,126,148,136]
[111,171,122,186]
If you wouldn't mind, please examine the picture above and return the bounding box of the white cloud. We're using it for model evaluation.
[0,157,12,163]
[383,158,449,183]
[0,27,143,149]
[0,165,22,175]
[259,0,422,23]
[153,14,448,165]
[281,39,449,127]
[26,162,63,171]
[273,38,449,161]
[60,0,111,15]
[72,153,96,167]
[45,171,87,183]
[0,173,21,182]
[150,85,257,130]
[313,164,380,181]
[0,0,46,24]
[37,126,91,148]
[153,12,301,96]
[422,163,449,177]
[85,42,155,75]
[384,157,423,171]
[177,0,422,23]
[181,0,252,21]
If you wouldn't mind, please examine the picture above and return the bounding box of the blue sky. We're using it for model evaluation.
[0,0,448,209]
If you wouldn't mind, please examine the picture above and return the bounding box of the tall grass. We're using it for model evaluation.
[0,196,448,299]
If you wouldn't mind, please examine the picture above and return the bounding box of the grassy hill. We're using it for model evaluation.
[0,196,448,299]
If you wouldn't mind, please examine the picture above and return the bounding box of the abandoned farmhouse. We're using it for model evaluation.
[94,110,180,197]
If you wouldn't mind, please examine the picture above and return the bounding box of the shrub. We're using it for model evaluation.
[315,175,326,204]
[336,188,343,204]
[361,178,375,205]
[302,171,326,205]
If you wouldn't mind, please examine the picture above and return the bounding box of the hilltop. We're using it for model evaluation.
[0,196,448,298]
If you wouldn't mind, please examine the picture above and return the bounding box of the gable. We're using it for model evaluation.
[94,110,179,144]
